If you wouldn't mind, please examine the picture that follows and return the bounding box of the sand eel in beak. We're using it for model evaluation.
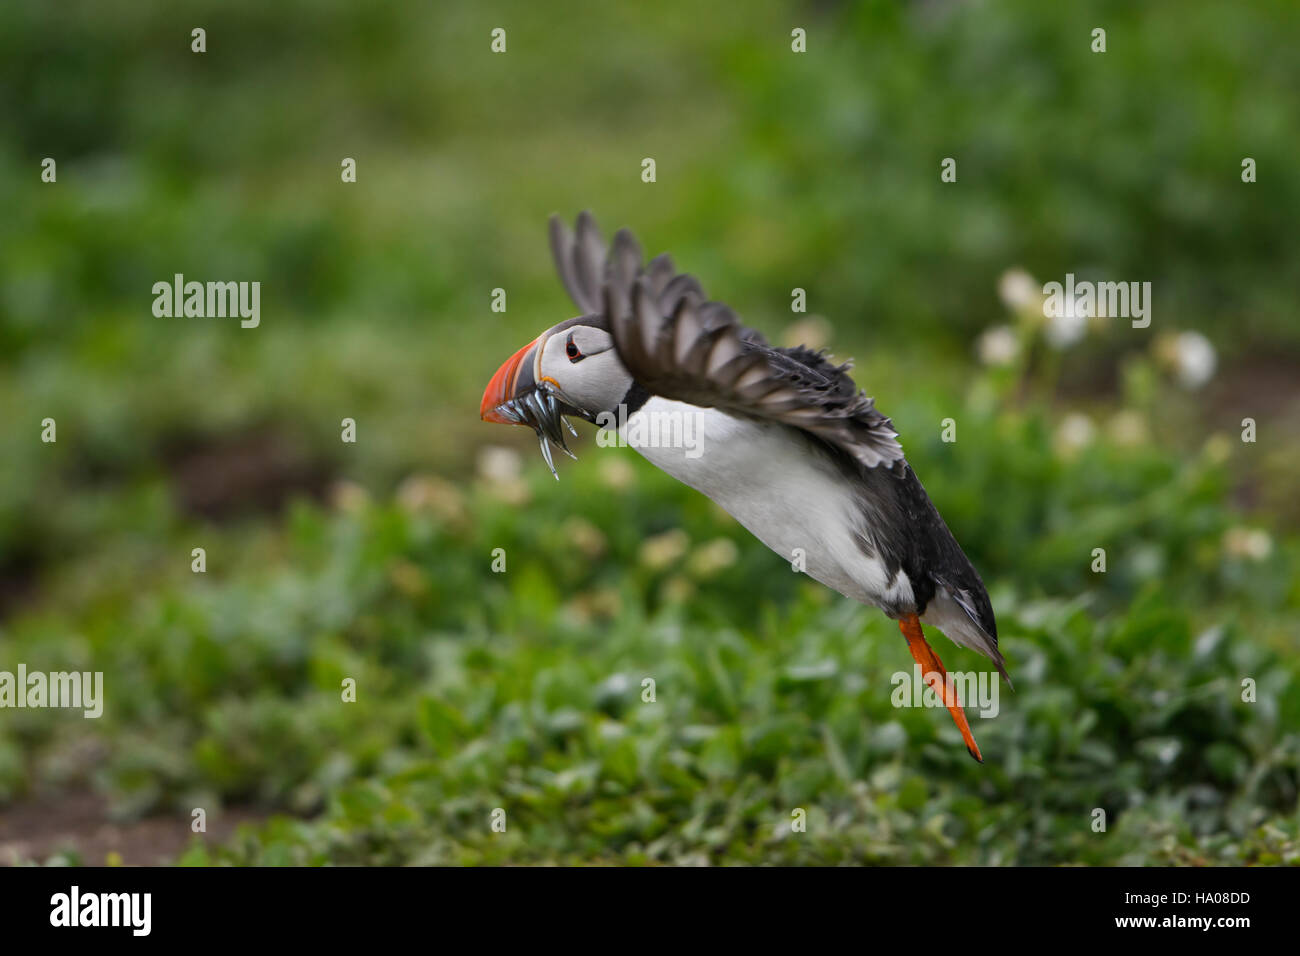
[481,211,1008,762]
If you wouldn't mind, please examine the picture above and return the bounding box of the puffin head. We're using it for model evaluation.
[479,315,633,477]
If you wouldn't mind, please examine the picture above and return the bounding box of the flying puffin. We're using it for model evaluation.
[480,212,1008,762]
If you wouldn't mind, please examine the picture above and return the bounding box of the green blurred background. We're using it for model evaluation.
[1,0,1298,864]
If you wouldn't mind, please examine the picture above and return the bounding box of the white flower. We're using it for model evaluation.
[477,445,530,504]
[1173,331,1216,389]
[977,325,1019,367]
[477,445,522,483]
[998,268,1039,313]
[1223,527,1272,561]
[1054,412,1095,457]
[1044,295,1088,349]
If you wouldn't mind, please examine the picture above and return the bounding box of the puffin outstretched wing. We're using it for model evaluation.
[549,211,905,469]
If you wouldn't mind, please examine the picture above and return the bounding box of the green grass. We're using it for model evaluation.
[4,371,1298,865]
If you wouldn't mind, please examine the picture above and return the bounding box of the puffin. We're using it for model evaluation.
[480,212,1008,762]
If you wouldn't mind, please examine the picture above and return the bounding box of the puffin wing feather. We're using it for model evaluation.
[548,211,904,469]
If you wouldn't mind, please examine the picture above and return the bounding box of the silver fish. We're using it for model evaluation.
[492,383,580,479]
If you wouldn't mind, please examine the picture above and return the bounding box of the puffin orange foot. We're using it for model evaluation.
[899,614,983,763]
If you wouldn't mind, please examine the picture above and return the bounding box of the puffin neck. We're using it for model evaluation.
[617,380,651,418]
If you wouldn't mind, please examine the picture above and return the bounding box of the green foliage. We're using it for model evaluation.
[2,378,1297,863]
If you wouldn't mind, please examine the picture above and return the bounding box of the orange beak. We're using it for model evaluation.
[479,337,537,424]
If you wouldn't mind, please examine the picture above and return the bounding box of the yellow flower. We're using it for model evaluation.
[639,528,690,570]
[330,480,370,513]
[1223,527,1272,561]
[388,560,428,597]
[563,517,607,560]
[661,575,695,604]
[687,538,739,578]
[1107,410,1149,448]
[396,474,465,522]
[598,456,636,491]
[780,316,832,350]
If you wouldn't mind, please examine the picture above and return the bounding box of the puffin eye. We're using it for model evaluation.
[565,333,584,362]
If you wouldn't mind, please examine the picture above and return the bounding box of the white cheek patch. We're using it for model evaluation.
[550,354,629,416]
